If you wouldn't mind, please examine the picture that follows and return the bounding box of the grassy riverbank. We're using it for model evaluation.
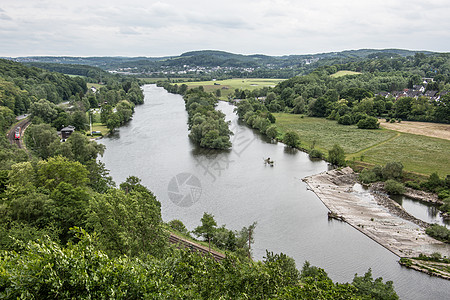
[274,113,450,177]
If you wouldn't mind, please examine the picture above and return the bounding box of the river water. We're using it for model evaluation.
[98,85,449,299]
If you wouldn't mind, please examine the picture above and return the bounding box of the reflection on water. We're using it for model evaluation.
[354,184,448,227]
[98,85,450,300]
[391,195,449,227]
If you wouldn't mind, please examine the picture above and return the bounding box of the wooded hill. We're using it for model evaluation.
[9,49,434,79]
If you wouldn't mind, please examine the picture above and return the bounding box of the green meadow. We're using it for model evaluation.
[330,70,362,78]
[274,113,450,177]
[183,78,285,100]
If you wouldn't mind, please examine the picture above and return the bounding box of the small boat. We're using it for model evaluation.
[263,158,274,166]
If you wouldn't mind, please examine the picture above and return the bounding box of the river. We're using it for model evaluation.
[98,85,450,299]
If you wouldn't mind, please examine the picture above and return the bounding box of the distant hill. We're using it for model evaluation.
[7,49,438,79]
[10,49,433,70]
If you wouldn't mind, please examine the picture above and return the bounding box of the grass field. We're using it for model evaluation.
[274,113,396,153]
[90,123,108,136]
[86,82,104,89]
[274,113,450,176]
[330,70,362,78]
[183,78,285,100]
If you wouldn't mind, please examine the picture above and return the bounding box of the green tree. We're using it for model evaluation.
[328,144,346,166]
[29,99,59,123]
[24,124,60,159]
[265,125,278,139]
[236,221,257,259]
[352,269,398,300]
[88,187,167,258]
[434,93,450,123]
[106,113,120,132]
[394,97,413,119]
[50,182,90,243]
[58,131,105,164]
[193,212,217,252]
[37,156,89,190]
[283,131,300,148]
[0,106,15,131]
[382,162,403,180]
[308,97,328,117]
[69,110,88,131]
[168,219,190,236]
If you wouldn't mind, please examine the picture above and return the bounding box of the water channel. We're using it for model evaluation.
[98,85,450,299]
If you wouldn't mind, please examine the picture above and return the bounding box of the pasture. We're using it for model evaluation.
[330,70,362,78]
[274,113,450,177]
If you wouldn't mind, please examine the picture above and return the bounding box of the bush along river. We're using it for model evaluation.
[98,85,450,300]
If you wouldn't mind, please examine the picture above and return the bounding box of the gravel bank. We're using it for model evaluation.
[303,167,450,258]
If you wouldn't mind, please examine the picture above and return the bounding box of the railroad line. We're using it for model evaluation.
[169,233,226,261]
[7,118,31,149]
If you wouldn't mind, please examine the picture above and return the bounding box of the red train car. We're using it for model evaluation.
[14,127,20,140]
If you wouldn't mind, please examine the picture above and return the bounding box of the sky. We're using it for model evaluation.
[1,0,450,57]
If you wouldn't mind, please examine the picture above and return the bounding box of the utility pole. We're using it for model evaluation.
[248,227,252,259]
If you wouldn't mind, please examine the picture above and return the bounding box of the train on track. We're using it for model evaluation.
[14,127,21,140]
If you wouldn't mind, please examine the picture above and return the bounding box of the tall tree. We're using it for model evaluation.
[328,144,346,166]
[193,212,217,252]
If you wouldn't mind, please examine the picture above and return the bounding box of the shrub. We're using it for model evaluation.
[439,197,450,214]
[309,149,324,159]
[425,224,450,243]
[357,116,380,129]
[359,169,379,184]
[338,114,354,125]
[384,179,405,195]
[168,219,190,236]
[438,190,450,200]
[405,181,420,190]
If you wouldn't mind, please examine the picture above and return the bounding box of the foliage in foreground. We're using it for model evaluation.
[0,229,398,299]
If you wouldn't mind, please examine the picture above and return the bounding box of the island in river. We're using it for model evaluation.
[303,167,450,279]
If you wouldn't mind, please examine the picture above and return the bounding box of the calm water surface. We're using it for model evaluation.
[99,85,450,300]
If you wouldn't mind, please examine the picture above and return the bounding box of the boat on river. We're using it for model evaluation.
[264,157,274,166]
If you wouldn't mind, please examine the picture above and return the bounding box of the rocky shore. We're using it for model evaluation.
[303,167,450,258]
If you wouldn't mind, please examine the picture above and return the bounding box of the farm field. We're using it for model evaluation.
[380,120,450,141]
[274,113,450,176]
[183,78,285,100]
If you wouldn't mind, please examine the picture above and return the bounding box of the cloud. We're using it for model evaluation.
[0,8,12,20]
[0,0,449,56]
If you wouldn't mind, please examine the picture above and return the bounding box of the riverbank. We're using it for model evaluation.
[303,167,450,258]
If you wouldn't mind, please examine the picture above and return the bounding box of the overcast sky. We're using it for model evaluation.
[1,0,449,57]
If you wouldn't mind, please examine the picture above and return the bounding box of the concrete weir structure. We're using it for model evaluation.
[303,167,450,258]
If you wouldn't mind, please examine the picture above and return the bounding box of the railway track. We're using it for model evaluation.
[7,118,31,149]
[169,233,226,261]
